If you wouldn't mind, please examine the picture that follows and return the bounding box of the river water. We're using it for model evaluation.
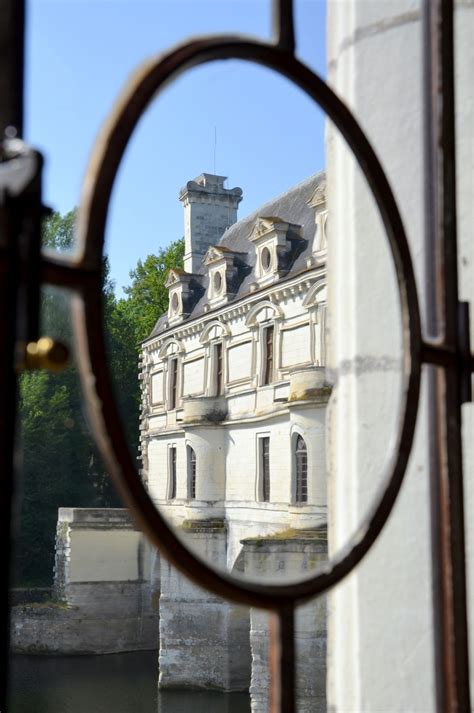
[8,652,251,713]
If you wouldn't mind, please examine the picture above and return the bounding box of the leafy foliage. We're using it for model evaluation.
[122,239,184,343]
[15,212,182,585]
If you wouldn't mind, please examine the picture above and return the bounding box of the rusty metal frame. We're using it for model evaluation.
[1,0,472,711]
[423,1,472,709]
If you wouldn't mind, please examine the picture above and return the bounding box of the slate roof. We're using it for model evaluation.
[149,171,325,339]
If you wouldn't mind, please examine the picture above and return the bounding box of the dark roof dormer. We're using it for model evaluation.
[203,245,247,307]
[165,268,203,326]
[249,216,304,287]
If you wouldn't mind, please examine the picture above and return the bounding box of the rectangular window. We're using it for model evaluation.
[169,446,177,500]
[215,342,223,395]
[263,325,274,385]
[260,436,270,502]
[169,358,178,409]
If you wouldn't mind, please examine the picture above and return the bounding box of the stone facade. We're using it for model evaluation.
[139,172,330,703]
[141,172,329,554]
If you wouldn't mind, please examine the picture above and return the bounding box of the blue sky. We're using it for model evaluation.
[26,0,327,294]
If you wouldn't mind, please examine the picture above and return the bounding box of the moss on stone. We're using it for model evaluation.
[242,526,327,544]
[181,518,226,531]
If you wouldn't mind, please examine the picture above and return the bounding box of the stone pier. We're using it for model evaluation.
[158,520,251,691]
[241,532,327,712]
[11,508,159,654]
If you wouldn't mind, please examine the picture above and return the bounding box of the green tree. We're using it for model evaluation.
[16,213,184,585]
[122,238,184,343]
[41,209,76,251]
[16,211,121,585]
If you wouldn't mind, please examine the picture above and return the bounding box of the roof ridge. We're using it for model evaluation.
[218,170,325,244]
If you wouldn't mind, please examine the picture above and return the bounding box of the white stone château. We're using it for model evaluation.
[140,171,330,576]
[136,171,329,710]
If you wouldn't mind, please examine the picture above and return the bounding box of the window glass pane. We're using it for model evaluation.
[295,436,308,503]
[261,436,271,503]
[263,326,274,386]
[188,446,197,500]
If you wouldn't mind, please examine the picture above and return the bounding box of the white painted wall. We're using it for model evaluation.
[327,2,473,710]
[68,530,144,582]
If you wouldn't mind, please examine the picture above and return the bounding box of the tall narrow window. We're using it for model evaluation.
[263,325,274,385]
[169,447,177,500]
[260,436,270,502]
[215,342,223,395]
[295,435,308,503]
[169,358,178,409]
[187,446,196,499]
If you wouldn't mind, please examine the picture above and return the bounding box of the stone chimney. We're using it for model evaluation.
[179,173,243,274]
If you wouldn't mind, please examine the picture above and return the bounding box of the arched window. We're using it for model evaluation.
[168,446,177,500]
[262,324,274,385]
[168,357,179,409]
[214,342,224,395]
[295,435,308,503]
[187,446,196,499]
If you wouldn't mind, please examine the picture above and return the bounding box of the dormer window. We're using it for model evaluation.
[170,292,180,316]
[249,216,303,287]
[203,245,246,306]
[213,270,223,295]
[165,268,202,325]
[307,176,327,266]
[261,246,272,273]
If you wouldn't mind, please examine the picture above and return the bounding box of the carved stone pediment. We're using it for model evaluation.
[307,176,327,208]
[249,216,289,242]
[203,245,246,266]
[165,268,187,288]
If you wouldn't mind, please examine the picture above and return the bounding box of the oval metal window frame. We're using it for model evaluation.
[68,36,422,609]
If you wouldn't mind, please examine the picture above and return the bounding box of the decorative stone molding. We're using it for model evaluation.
[158,337,184,359]
[288,366,332,403]
[249,216,303,287]
[203,245,247,306]
[307,174,326,209]
[199,319,231,344]
[302,279,327,309]
[165,269,202,326]
[307,176,327,265]
[245,300,283,328]
[182,395,228,424]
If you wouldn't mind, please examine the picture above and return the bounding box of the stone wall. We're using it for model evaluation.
[243,533,327,712]
[12,509,328,701]
[11,508,159,654]
[158,521,252,691]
